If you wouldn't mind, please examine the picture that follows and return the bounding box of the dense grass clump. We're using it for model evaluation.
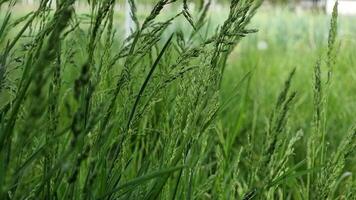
[0,0,355,199]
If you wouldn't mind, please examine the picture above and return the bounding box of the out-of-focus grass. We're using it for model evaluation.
[218,9,356,178]
[223,8,356,142]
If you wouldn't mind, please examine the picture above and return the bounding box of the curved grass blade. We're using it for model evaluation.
[126,33,174,129]
[99,165,186,199]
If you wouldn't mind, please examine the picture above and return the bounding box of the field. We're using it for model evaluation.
[0,0,355,199]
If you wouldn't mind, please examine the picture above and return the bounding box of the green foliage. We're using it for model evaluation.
[0,0,355,200]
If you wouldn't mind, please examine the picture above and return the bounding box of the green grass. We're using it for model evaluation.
[0,0,355,199]
[224,7,356,135]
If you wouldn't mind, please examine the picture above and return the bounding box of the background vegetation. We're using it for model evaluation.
[0,0,355,199]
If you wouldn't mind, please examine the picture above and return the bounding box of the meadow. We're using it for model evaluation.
[0,0,355,199]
